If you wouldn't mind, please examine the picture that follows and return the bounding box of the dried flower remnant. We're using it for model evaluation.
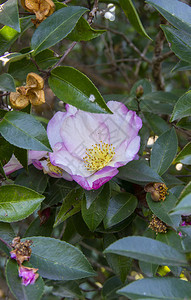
[10,237,32,265]
[145,182,168,202]
[19,265,39,286]
[21,0,55,26]
[148,215,167,234]
[9,73,45,109]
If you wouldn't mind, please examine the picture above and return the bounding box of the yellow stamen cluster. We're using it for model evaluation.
[47,158,63,175]
[154,183,169,201]
[83,141,115,172]
[148,215,167,234]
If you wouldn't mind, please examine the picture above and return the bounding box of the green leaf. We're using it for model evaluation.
[102,276,123,300]
[0,51,33,65]
[0,185,45,222]
[0,0,20,32]
[25,236,95,280]
[68,17,105,41]
[172,60,191,72]
[82,182,111,231]
[118,160,163,185]
[6,259,44,300]
[171,182,191,215]
[117,277,191,299]
[49,66,111,113]
[31,6,88,55]
[146,0,191,34]
[143,112,170,136]
[150,128,178,175]
[15,166,48,194]
[14,147,28,171]
[54,188,83,227]
[104,236,187,266]
[0,111,52,151]
[139,260,158,278]
[51,281,84,299]
[146,193,180,228]
[161,25,191,64]
[130,79,152,97]
[0,17,32,56]
[84,186,104,209]
[170,90,191,122]
[0,73,16,92]
[104,193,137,228]
[177,117,191,130]
[104,234,132,283]
[119,0,151,39]
[0,222,14,254]
[174,141,191,165]
[0,137,14,166]
[156,230,183,252]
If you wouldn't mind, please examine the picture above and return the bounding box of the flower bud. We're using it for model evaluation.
[136,85,144,98]
[19,265,39,286]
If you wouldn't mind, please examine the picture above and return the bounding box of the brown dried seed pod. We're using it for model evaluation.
[21,0,55,23]
[26,72,44,90]
[10,89,30,109]
[27,89,45,105]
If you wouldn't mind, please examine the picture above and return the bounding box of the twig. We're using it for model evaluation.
[96,25,151,64]
[49,41,77,72]
[88,258,114,273]
[154,50,174,63]
[134,40,152,77]
[152,27,165,90]
[79,241,104,257]
[30,57,48,74]
[62,0,72,4]
[0,92,10,97]
[88,0,99,24]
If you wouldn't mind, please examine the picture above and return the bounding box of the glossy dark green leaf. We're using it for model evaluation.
[143,112,169,136]
[150,128,178,175]
[52,281,84,299]
[31,6,88,55]
[102,276,123,300]
[68,17,105,41]
[85,186,104,209]
[0,17,32,56]
[172,60,191,72]
[157,230,183,252]
[0,222,14,254]
[82,182,110,231]
[119,0,151,39]
[146,193,180,228]
[139,260,158,278]
[49,66,111,113]
[0,51,32,65]
[15,166,48,194]
[170,90,191,122]
[171,182,191,215]
[117,277,191,299]
[26,236,95,280]
[104,193,137,228]
[104,234,132,283]
[174,142,191,165]
[104,236,187,266]
[147,0,191,34]
[0,73,16,92]
[0,137,14,166]
[0,185,45,222]
[161,25,191,64]
[0,111,52,151]
[6,259,44,300]
[177,117,191,130]
[14,147,28,171]
[118,160,163,185]
[54,188,83,227]
[0,0,20,32]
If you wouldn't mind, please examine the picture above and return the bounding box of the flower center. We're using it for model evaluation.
[83,141,115,172]
[47,158,63,175]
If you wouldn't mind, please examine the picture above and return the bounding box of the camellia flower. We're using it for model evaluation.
[19,265,39,286]
[47,101,142,190]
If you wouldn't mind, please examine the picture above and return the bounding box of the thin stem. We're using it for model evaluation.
[88,0,99,24]
[49,41,77,72]
[0,92,10,97]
